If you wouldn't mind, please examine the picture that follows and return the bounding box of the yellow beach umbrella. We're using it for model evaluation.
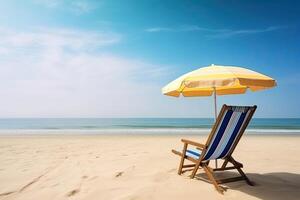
[162,64,276,168]
[162,64,277,119]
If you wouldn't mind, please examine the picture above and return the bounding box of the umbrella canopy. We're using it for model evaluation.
[162,64,277,97]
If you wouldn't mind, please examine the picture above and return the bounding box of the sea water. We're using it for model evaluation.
[0,118,299,135]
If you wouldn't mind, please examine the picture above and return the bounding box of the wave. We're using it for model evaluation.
[0,118,300,131]
[1,128,300,135]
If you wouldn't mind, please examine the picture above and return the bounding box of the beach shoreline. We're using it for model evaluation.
[1,128,300,136]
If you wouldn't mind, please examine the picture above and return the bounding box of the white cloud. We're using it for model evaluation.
[0,28,171,117]
[145,25,227,33]
[33,0,97,14]
[70,1,95,14]
[145,25,285,38]
[145,27,173,32]
[0,28,121,51]
[33,0,61,8]
[209,26,284,38]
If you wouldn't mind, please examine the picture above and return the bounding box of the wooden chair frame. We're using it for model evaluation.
[172,104,257,194]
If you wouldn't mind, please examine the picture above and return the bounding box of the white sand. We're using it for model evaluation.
[0,134,299,200]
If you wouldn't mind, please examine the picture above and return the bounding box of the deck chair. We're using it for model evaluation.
[172,104,257,194]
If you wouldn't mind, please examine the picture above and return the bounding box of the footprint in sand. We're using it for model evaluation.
[0,191,15,197]
[115,171,124,178]
[82,175,88,179]
[67,189,80,197]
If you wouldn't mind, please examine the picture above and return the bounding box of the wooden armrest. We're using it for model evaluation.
[181,139,206,149]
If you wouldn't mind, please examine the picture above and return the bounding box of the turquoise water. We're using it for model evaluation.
[0,118,299,134]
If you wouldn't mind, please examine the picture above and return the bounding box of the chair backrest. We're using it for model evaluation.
[202,104,256,161]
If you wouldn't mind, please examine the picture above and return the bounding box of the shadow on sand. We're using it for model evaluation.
[195,171,300,200]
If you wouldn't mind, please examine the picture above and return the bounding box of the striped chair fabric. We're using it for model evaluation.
[185,106,252,161]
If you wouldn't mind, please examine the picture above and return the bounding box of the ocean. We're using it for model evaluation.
[0,118,299,135]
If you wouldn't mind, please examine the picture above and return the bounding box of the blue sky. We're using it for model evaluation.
[0,0,299,118]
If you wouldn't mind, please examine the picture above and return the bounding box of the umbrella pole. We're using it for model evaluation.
[213,87,218,169]
[214,88,217,120]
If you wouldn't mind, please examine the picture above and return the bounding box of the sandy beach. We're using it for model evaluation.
[1,0,299,199]
[0,134,299,200]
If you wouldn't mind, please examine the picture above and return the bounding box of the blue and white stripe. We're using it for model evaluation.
[186,149,201,159]
[208,111,242,159]
[185,106,251,160]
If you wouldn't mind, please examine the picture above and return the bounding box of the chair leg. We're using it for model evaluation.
[236,167,254,186]
[221,158,229,169]
[178,143,188,175]
[190,161,201,178]
[229,156,254,186]
[203,164,224,194]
